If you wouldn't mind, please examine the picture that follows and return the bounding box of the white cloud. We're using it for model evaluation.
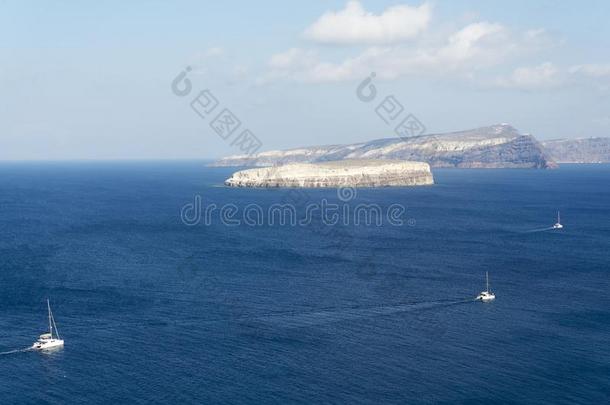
[490,62,610,91]
[224,64,251,86]
[260,48,356,83]
[205,47,224,57]
[268,48,318,70]
[187,47,226,75]
[232,65,249,77]
[569,64,610,78]
[303,1,431,45]
[434,22,509,69]
[260,3,560,86]
[263,21,526,83]
[494,62,562,89]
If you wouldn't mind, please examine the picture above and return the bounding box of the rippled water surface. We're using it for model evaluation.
[1,162,609,403]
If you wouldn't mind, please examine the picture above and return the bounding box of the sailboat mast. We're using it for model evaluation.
[558,211,561,224]
[486,272,489,292]
[51,311,60,339]
[47,299,53,338]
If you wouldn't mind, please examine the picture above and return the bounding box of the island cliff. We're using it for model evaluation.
[212,124,557,169]
[225,160,434,188]
[542,137,610,163]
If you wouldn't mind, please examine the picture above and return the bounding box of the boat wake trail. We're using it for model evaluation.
[257,298,474,329]
[0,347,33,356]
[523,226,555,233]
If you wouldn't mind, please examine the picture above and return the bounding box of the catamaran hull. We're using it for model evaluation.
[32,339,64,351]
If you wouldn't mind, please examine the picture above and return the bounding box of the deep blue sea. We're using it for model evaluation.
[0,161,609,404]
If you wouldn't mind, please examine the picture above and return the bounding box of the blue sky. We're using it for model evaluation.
[1,0,609,160]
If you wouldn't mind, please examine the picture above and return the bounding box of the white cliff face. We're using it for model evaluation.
[225,160,434,188]
[211,124,557,169]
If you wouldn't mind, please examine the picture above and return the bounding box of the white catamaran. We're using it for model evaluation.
[476,272,496,302]
[552,211,563,229]
[31,299,64,351]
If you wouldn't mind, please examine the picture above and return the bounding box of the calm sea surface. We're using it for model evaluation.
[0,162,609,404]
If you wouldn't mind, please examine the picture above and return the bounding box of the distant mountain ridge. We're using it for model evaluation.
[542,138,610,163]
[211,124,557,169]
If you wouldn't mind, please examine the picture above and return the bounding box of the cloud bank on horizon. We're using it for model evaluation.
[1,0,609,160]
[258,1,609,89]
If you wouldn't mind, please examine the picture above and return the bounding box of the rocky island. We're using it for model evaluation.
[212,124,557,169]
[542,137,610,163]
[225,160,434,188]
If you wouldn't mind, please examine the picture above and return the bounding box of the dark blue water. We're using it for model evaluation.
[1,162,609,404]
